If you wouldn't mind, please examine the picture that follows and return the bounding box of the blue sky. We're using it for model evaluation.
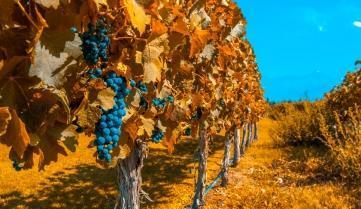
[235,0,361,102]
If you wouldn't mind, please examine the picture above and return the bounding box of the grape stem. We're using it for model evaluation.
[113,36,147,42]
[15,0,40,30]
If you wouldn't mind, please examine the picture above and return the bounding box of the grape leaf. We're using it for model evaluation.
[35,0,61,9]
[123,0,150,34]
[150,18,168,39]
[226,22,245,42]
[123,116,140,140]
[47,124,79,152]
[143,33,169,83]
[190,29,210,57]
[0,0,17,27]
[76,103,102,133]
[28,40,80,87]
[0,108,30,159]
[30,82,72,124]
[137,116,155,137]
[88,87,116,111]
[0,107,11,136]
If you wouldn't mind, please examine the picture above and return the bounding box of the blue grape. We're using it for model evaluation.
[97,137,105,145]
[77,21,130,163]
[102,128,110,136]
[97,145,104,151]
[152,98,166,108]
[130,79,136,87]
[136,81,148,93]
[70,26,78,33]
[166,95,174,103]
[105,136,112,143]
[93,71,130,162]
[151,128,164,143]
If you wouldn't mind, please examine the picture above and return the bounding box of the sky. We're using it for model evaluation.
[235,0,361,102]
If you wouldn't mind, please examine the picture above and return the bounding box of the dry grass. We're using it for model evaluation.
[0,119,357,208]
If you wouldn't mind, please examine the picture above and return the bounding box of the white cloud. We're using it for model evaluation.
[353,21,361,28]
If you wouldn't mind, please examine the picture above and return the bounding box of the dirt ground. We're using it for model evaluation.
[0,119,356,209]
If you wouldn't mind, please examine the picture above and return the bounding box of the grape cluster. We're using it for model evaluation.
[75,22,110,65]
[152,96,174,109]
[136,81,148,93]
[152,98,166,108]
[88,68,103,79]
[151,127,164,143]
[74,21,130,162]
[94,72,130,162]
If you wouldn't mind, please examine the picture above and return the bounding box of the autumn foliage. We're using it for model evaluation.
[0,0,265,175]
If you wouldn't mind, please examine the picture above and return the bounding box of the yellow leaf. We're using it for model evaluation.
[143,33,169,83]
[138,116,155,137]
[118,144,131,159]
[123,0,150,34]
[90,87,116,111]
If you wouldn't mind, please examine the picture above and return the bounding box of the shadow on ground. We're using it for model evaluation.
[1,137,226,209]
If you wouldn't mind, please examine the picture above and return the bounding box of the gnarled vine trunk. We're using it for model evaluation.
[245,123,253,148]
[233,127,241,166]
[192,122,208,209]
[116,140,147,209]
[241,123,248,154]
[253,123,258,140]
[221,133,232,186]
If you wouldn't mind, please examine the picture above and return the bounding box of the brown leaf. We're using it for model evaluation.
[30,82,72,124]
[123,117,139,140]
[0,107,11,136]
[38,133,67,169]
[163,125,181,153]
[0,108,30,159]
[150,18,168,38]
[190,29,210,57]
[76,103,102,133]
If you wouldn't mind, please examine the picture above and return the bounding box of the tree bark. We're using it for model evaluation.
[221,133,232,186]
[232,127,241,166]
[192,122,208,209]
[241,123,248,154]
[116,140,147,209]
